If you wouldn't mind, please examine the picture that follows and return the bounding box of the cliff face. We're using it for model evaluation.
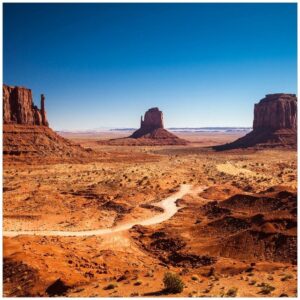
[141,107,164,131]
[3,85,49,126]
[253,94,297,131]
[131,107,165,138]
[215,93,297,150]
[3,84,94,160]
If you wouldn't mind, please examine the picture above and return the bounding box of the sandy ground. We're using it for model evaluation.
[3,131,297,297]
[3,184,195,237]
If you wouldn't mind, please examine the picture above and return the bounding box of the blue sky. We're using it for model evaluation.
[3,3,297,130]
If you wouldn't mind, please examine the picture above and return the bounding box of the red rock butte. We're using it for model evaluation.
[129,107,188,145]
[3,84,49,126]
[3,84,92,160]
[98,107,188,146]
[215,93,297,150]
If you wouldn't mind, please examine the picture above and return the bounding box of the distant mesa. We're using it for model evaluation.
[130,107,164,138]
[215,93,297,150]
[3,84,92,160]
[101,107,188,146]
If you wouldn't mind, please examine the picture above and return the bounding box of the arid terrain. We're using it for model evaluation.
[3,131,297,297]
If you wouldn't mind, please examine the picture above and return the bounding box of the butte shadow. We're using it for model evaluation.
[214,93,297,151]
[99,107,189,146]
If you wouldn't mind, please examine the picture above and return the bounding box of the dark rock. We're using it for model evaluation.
[166,252,216,268]
[45,279,70,296]
[150,238,186,251]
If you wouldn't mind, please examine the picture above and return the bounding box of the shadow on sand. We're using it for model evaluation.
[143,289,174,296]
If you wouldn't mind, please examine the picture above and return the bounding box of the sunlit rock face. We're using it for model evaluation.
[3,84,48,126]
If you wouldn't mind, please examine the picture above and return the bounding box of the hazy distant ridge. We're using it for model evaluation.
[111,127,252,133]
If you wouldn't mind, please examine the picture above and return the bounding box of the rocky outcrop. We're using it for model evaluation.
[126,107,188,145]
[253,94,297,131]
[215,94,297,150]
[99,107,188,146]
[3,84,94,161]
[3,84,48,126]
[131,107,164,138]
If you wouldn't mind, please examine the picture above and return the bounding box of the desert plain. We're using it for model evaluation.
[3,130,297,297]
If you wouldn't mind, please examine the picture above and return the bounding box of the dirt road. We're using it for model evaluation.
[3,184,193,237]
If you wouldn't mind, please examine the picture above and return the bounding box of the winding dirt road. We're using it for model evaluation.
[3,184,193,237]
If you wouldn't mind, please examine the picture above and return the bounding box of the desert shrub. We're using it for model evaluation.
[258,282,275,294]
[191,275,199,281]
[248,280,256,285]
[103,283,117,290]
[134,280,142,286]
[281,274,293,282]
[163,272,184,294]
[225,287,238,297]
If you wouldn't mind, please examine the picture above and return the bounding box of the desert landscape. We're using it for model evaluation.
[3,85,297,297]
[3,3,297,298]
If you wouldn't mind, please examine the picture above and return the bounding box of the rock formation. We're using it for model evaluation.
[131,107,164,138]
[99,107,188,146]
[128,107,188,145]
[215,93,297,150]
[253,94,297,131]
[3,84,92,160]
[3,84,49,126]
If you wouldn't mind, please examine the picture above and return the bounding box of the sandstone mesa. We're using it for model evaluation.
[216,93,297,150]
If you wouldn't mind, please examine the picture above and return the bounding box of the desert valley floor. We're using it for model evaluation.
[3,131,297,297]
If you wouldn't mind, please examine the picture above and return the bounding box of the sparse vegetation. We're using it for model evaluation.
[163,272,184,294]
[281,274,293,281]
[103,283,117,290]
[225,287,238,297]
[134,280,142,286]
[191,275,199,281]
[258,282,275,295]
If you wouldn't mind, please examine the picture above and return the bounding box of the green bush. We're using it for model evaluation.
[163,272,184,294]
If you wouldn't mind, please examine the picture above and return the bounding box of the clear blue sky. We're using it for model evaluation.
[4,3,297,130]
